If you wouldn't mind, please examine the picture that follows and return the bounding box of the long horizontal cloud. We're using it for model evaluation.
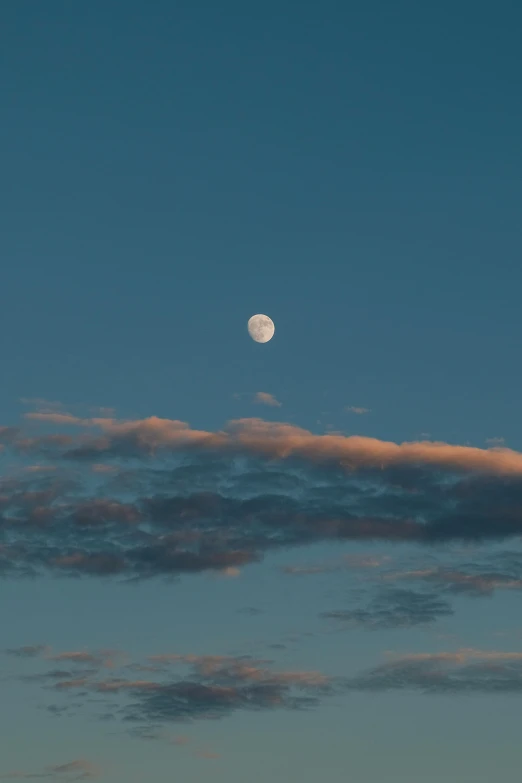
[18,414,522,475]
[387,565,522,596]
[10,642,522,738]
[3,412,522,585]
[8,646,335,730]
[0,759,100,781]
[321,588,454,629]
[349,649,522,694]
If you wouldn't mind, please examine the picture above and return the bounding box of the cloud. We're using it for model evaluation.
[387,565,522,596]
[384,548,522,597]
[49,651,123,668]
[282,554,390,576]
[253,393,282,408]
[12,648,335,730]
[7,411,522,475]
[5,645,48,658]
[2,466,522,584]
[0,759,100,781]
[5,413,522,586]
[345,407,370,415]
[0,427,20,444]
[171,735,190,746]
[349,648,522,694]
[14,413,522,477]
[321,588,454,629]
[194,750,220,760]
[24,413,88,426]
[19,398,65,412]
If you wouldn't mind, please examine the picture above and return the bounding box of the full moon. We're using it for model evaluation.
[248,314,275,343]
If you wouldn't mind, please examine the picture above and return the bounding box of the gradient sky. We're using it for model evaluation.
[2,2,522,781]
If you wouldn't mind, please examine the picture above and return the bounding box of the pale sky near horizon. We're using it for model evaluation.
[2,2,522,781]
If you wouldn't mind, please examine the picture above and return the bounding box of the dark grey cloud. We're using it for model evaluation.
[321,588,454,629]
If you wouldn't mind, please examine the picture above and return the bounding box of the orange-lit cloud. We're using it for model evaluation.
[253,392,282,407]
[21,413,522,476]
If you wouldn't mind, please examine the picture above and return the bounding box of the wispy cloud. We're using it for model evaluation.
[171,735,190,746]
[349,648,522,694]
[384,548,522,597]
[321,588,454,630]
[194,750,220,760]
[5,645,49,658]
[253,392,282,407]
[49,650,123,668]
[19,398,66,412]
[345,406,370,415]
[9,647,335,730]
[0,759,100,781]
[282,554,390,576]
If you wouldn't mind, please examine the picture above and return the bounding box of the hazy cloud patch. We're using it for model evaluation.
[10,647,336,732]
[349,648,522,694]
[0,759,100,781]
[321,588,454,630]
[253,393,282,407]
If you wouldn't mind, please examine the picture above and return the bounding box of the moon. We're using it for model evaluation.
[248,314,275,343]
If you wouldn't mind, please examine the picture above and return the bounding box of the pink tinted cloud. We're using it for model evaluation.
[19,413,522,476]
[49,649,124,668]
[283,554,390,575]
[389,648,522,664]
[194,750,221,760]
[253,392,282,407]
[170,735,190,746]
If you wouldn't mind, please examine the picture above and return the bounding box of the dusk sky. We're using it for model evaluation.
[2,2,522,781]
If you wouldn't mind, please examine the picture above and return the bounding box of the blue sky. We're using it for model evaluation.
[2,1,522,781]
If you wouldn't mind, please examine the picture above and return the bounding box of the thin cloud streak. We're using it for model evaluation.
[0,759,100,781]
